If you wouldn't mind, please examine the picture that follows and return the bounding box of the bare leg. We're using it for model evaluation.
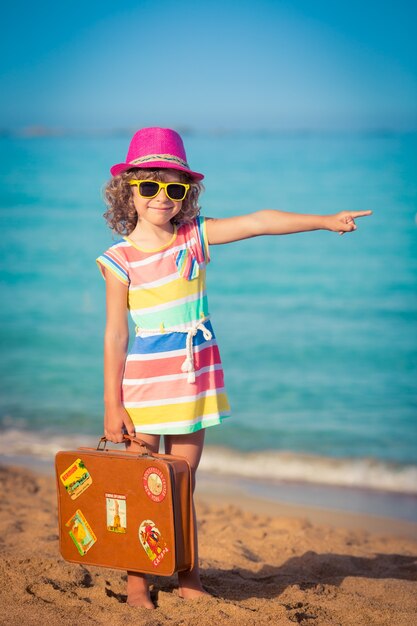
[164,430,208,600]
[125,433,160,609]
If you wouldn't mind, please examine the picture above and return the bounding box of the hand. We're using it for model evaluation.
[326,210,372,235]
[104,404,136,443]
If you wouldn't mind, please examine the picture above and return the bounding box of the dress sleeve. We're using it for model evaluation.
[96,246,130,286]
[191,216,210,265]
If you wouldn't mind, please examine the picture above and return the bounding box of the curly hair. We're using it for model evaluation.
[103,168,204,236]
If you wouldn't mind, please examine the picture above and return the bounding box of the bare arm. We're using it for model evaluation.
[102,270,136,442]
[205,209,373,244]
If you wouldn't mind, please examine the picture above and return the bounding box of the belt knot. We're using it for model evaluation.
[181,319,212,383]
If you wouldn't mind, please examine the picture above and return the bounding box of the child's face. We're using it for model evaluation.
[131,170,184,228]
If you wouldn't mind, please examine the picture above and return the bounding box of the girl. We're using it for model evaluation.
[96,126,371,610]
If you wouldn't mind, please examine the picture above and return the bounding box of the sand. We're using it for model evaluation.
[0,463,416,626]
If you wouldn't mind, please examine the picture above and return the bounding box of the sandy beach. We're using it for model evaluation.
[0,462,416,626]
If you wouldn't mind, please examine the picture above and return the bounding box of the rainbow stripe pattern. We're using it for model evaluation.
[96,216,231,434]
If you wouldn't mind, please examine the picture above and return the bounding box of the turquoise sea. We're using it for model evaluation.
[0,131,416,513]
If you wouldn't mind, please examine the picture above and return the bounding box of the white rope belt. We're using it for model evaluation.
[135,317,212,384]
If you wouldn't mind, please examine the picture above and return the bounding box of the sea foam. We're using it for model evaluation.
[0,428,416,494]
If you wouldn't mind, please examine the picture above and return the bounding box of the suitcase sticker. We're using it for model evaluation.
[60,458,92,500]
[66,509,97,556]
[139,519,169,567]
[143,467,167,503]
[106,493,127,533]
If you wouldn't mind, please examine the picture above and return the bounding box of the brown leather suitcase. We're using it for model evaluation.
[55,435,194,575]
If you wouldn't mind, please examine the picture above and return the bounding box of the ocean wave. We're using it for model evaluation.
[200,447,417,494]
[0,428,416,494]
[0,428,99,460]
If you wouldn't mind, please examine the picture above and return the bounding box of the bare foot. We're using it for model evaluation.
[178,587,211,600]
[126,571,155,610]
[178,569,210,600]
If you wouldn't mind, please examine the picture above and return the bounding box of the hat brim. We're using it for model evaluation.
[110,161,204,181]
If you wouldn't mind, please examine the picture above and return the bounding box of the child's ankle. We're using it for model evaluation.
[127,573,154,609]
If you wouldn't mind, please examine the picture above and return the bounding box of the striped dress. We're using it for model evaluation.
[96,216,231,435]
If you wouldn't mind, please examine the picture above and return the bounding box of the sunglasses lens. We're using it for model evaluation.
[139,181,160,197]
[167,183,187,200]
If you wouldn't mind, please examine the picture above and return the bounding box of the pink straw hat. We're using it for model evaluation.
[110,127,204,181]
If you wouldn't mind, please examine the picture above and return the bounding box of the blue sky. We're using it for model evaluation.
[1,0,416,131]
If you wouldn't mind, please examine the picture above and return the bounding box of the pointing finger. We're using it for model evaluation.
[349,210,372,218]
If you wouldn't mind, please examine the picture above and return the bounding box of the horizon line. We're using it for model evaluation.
[1,125,416,139]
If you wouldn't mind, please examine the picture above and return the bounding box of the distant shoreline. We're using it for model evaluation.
[1,456,417,541]
[1,426,416,499]
[1,447,416,532]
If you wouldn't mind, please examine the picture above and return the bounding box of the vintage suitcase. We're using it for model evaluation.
[55,435,194,575]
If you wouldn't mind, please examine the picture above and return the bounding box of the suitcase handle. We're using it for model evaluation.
[97,434,151,453]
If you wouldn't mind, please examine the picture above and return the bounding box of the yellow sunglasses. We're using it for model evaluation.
[129,180,190,202]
